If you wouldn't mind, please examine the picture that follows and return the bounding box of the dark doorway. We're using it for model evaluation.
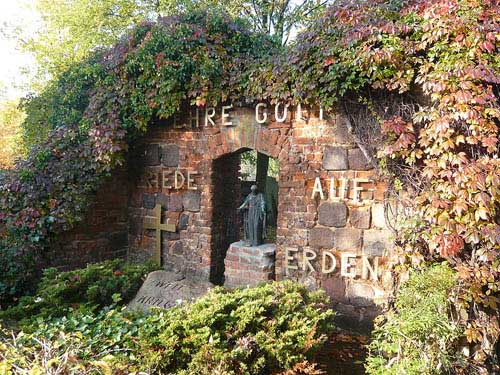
[210,153,241,284]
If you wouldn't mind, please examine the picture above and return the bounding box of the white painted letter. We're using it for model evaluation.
[255,103,267,124]
[275,102,288,122]
[339,177,349,200]
[322,251,337,274]
[285,248,299,274]
[302,248,317,272]
[222,105,233,126]
[341,253,357,278]
[205,107,215,127]
[311,177,325,200]
[354,178,374,202]
[187,171,198,190]
[362,256,379,281]
[328,177,337,201]
[296,103,302,121]
[162,170,172,189]
[174,170,185,189]
[190,108,199,128]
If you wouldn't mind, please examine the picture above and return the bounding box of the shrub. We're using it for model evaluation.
[0,281,334,375]
[0,259,157,326]
[365,263,462,375]
[0,239,38,307]
[136,281,334,374]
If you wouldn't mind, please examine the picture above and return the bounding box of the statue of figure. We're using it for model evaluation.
[238,185,266,246]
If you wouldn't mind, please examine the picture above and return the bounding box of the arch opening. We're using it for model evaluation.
[209,148,280,285]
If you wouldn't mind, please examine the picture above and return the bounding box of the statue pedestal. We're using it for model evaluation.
[224,241,276,287]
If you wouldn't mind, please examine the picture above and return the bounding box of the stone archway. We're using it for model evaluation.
[199,107,292,285]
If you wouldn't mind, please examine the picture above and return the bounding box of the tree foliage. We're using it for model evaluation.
[0,101,25,170]
[0,10,274,304]
[20,0,325,84]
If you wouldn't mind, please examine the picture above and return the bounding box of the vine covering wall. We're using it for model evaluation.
[0,0,499,372]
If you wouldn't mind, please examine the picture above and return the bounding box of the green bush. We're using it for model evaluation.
[365,263,462,375]
[0,259,157,326]
[0,281,334,375]
[0,239,38,307]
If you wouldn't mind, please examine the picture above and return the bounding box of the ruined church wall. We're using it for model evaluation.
[47,103,396,327]
[126,105,395,327]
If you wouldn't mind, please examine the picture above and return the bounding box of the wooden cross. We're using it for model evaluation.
[143,204,176,266]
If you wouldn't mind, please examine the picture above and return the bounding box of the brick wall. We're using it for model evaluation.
[51,104,396,328]
[47,169,129,270]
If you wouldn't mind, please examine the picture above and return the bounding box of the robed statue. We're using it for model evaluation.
[238,185,266,246]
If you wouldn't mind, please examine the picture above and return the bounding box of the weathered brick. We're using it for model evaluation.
[322,146,348,170]
[318,202,347,227]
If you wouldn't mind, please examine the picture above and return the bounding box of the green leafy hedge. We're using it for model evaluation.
[0,280,334,375]
[0,259,157,326]
[366,263,462,375]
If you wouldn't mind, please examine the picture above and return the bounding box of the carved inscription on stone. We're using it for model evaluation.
[128,270,212,312]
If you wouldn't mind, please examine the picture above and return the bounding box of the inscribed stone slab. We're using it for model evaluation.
[128,270,212,312]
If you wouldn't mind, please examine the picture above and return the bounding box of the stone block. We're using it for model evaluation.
[350,206,371,229]
[179,213,189,230]
[363,229,392,256]
[309,227,335,248]
[371,203,387,228]
[334,228,362,251]
[183,191,201,212]
[142,194,156,209]
[322,146,348,170]
[168,195,183,212]
[161,144,180,167]
[318,202,347,227]
[347,282,375,307]
[143,144,160,166]
[128,270,212,312]
[321,277,346,301]
[348,148,372,170]
[332,116,354,144]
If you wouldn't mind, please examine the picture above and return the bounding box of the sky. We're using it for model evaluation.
[0,0,39,101]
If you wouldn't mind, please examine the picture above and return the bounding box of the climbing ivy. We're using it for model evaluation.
[0,9,275,303]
